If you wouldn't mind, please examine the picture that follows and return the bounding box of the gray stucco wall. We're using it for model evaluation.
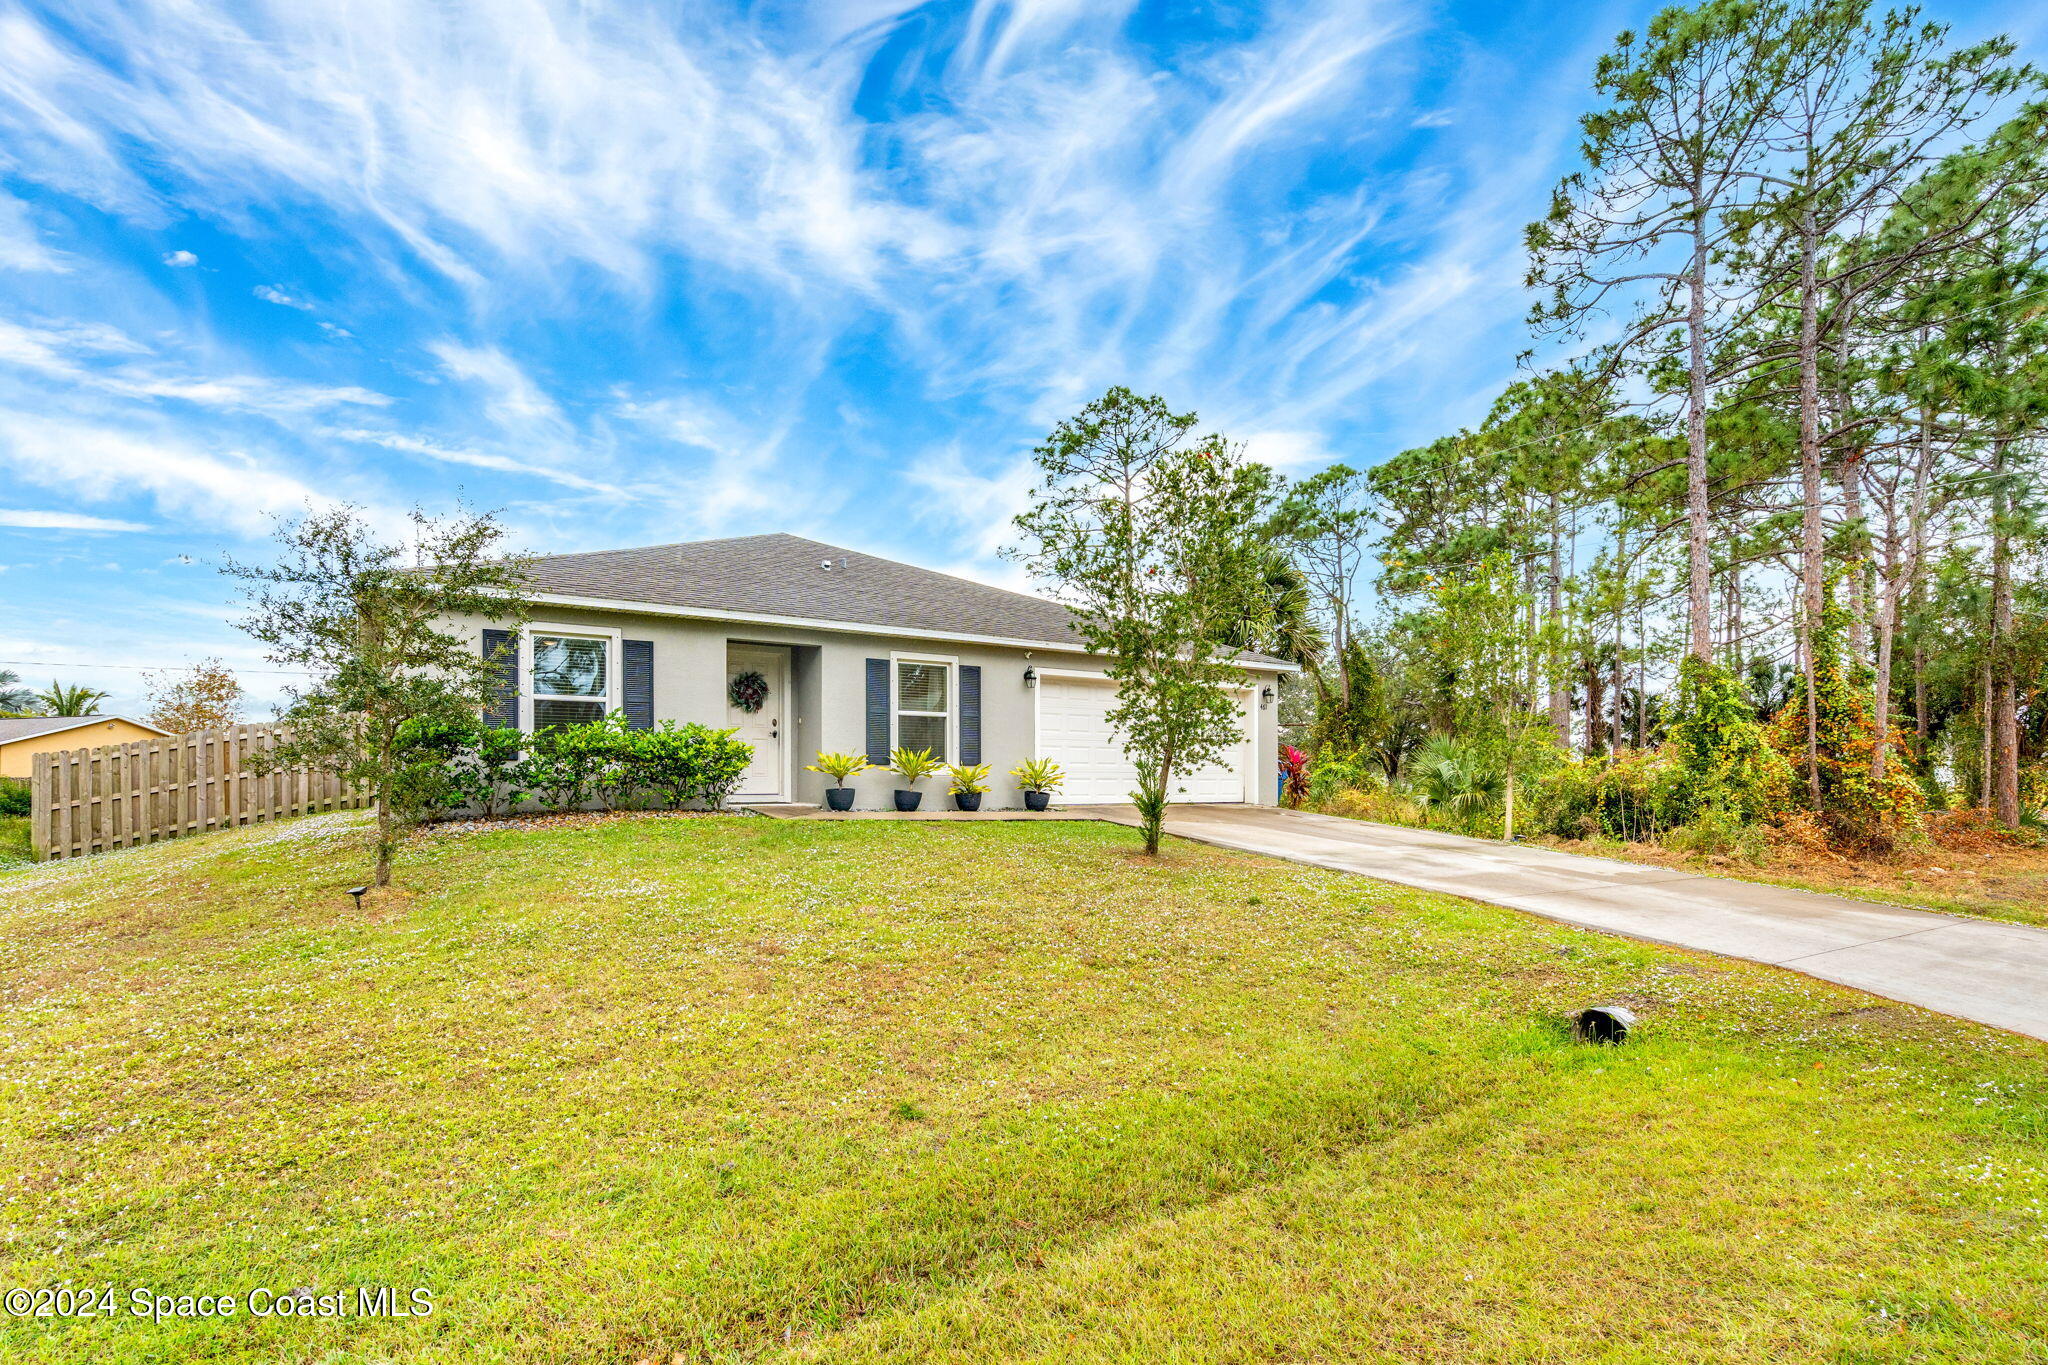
[454,605,1283,809]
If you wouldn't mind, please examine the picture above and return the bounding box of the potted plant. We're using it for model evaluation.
[1010,757,1065,812]
[946,762,991,812]
[887,747,943,811]
[806,750,870,811]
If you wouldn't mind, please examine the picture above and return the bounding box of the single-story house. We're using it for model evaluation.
[0,715,171,780]
[464,533,1293,809]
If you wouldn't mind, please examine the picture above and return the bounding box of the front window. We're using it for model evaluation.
[896,660,950,761]
[531,633,609,729]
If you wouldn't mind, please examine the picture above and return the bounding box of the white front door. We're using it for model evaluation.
[726,644,788,801]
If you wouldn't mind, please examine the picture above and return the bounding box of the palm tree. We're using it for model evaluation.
[1407,735,1503,834]
[0,669,35,714]
[1219,547,1326,665]
[35,681,111,717]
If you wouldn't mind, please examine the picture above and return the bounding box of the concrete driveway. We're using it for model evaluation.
[1077,804,2048,1043]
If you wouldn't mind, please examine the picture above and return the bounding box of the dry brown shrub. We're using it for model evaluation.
[1928,807,2026,854]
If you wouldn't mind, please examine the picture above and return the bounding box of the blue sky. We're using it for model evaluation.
[0,0,2034,713]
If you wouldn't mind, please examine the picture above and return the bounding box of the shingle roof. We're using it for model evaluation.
[0,716,166,745]
[517,533,1286,665]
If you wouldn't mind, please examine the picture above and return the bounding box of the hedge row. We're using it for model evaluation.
[400,713,753,818]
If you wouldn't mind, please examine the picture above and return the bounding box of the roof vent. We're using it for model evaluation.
[819,556,848,572]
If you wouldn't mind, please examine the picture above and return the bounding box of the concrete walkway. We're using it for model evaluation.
[1068,804,2048,1043]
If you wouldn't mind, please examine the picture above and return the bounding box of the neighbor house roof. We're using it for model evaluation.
[0,715,170,745]
[517,533,1290,667]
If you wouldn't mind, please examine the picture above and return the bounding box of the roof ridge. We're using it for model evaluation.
[0,714,165,736]
[521,533,1064,609]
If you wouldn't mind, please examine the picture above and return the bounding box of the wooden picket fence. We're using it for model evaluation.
[28,724,365,862]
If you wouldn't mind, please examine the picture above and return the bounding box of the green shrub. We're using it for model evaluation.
[1669,655,1793,828]
[518,720,612,810]
[466,725,529,817]
[585,712,645,810]
[1305,749,1379,806]
[1407,735,1502,835]
[630,722,752,810]
[1537,748,1687,843]
[1320,784,1428,826]
[1535,759,1602,839]
[1764,599,1922,849]
[1664,805,1769,862]
[394,713,752,818]
[0,777,29,817]
[392,713,482,819]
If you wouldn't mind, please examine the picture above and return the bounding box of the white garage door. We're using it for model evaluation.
[1038,674,1252,804]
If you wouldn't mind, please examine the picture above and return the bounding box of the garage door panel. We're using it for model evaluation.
[1039,676,1250,805]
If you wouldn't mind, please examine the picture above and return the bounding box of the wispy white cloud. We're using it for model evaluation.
[904,441,1037,561]
[252,284,311,309]
[0,507,149,531]
[0,407,383,539]
[429,341,566,432]
[0,317,389,416]
[162,248,198,267]
[330,427,625,497]
[0,191,67,271]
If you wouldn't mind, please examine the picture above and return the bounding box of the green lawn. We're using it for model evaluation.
[2,813,2044,1363]
[0,814,29,867]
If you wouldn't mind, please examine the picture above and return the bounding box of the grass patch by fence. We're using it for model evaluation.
[0,814,28,866]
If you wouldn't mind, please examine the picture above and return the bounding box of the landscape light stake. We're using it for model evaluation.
[346,885,369,909]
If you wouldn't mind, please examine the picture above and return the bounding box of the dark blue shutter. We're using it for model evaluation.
[622,640,654,729]
[482,629,518,729]
[865,658,891,764]
[958,664,981,764]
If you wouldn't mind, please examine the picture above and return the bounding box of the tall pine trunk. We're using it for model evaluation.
[1875,410,1934,787]
[1795,218,1825,808]
[1841,449,1868,661]
[1989,439,2019,826]
[1547,503,1570,748]
[1684,220,1715,664]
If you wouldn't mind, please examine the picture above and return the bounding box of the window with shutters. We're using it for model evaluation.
[523,624,620,730]
[892,654,954,762]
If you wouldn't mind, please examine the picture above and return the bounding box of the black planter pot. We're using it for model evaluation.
[954,792,983,812]
[893,789,924,812]
[825,787,855,812]
[1024,789,1051,812]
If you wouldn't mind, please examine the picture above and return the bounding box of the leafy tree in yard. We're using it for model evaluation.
[1010,387,1278,855]
[1667,654,1794,830]
[143,657,245,733]
[227,505,530,888]
[1421,551,1563,841]
[35,681,111,716]
[1269,462,1368,711]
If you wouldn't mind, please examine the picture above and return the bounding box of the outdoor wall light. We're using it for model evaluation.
[1259,686,1275,709]
[1023,666,1037,688]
